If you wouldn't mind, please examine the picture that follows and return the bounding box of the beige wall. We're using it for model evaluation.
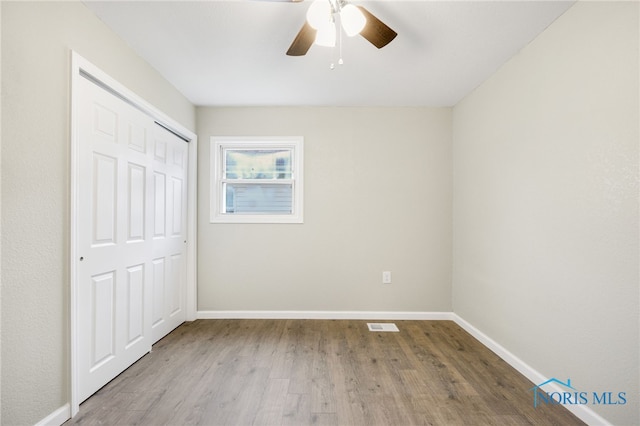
[197,107,452,312]
[1,2,195,424]
[452,2,639,424]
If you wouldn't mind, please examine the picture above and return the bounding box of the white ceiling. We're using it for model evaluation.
[83,0,575,107]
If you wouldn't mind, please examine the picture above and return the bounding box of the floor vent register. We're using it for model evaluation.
[367,323,400,332]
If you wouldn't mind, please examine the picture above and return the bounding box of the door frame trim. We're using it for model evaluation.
[69,51,198,417]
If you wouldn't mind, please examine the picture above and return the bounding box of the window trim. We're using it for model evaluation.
[210,136,304,224]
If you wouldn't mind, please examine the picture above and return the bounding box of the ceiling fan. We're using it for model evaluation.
[282,0,397,56]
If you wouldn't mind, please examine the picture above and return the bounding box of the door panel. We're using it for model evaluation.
[126,264,145,347]
[128,163,146,242]
[171,177,183,235]
[151,257,166,328]
[92,154,117,245]
[127,123,147,153]
[170,253,183,315]
[153,172,166,237]
[90,271,115,370]
[150,127,188,343]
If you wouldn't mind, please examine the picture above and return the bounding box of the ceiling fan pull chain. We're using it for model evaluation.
[330,44,335,70]
[330,16,340,70]
[338,16,344,66]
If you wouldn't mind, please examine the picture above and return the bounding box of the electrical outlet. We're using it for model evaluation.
[382,271,392,284]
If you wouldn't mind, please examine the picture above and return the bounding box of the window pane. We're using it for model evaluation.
[224,183,293,214]
[225,149,292,179]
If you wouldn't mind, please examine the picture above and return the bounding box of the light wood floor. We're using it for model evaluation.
[68,319,585,425]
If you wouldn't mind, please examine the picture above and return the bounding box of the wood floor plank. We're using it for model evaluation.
[67,319,585,426]
[251,378,290,425]
[282,393,311,426]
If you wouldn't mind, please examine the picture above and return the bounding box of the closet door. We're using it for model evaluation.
[76,75,187,402]
[150,126,188,343]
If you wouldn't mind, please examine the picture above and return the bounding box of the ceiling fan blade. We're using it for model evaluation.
[357,6,397,49]
[286,21,317,56]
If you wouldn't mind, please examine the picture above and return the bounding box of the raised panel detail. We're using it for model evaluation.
[93,103,117,142]
[151,258,165,327]
[154,139,167,163]
[128,122,146,153]
[172,145,185,168]
[169,254,182,316]
[91,271,115,371]
[128,163,146,242]
[126,264,145,348]
[93,154,117,246]
[171,177,183,236]
[153,172,166,238]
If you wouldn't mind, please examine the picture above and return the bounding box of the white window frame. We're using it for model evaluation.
[210,136,304,224]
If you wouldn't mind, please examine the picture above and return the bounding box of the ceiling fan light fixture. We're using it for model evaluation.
[314,19,336,47]
[306,0,332,30]
[339,4,366,37]
[287,0,396,58]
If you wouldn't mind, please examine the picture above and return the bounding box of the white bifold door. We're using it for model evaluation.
[76,75,188,402]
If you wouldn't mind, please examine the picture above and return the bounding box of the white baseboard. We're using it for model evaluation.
[35,403,70,426]
[452,314,611,426]
[197,310,455,321]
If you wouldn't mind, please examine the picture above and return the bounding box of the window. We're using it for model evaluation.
[210,137,304,223]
